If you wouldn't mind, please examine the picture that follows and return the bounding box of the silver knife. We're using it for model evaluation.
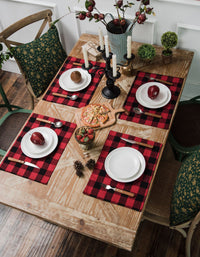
[8,157,40,169]
[120,137,153,149]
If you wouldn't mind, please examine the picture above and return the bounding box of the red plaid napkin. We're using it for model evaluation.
[0,113,77,184]
[83,130,162,211]
[43,56,106,108]
[119,71,184,129]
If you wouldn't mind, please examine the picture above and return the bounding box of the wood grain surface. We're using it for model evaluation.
[0,34,194,251]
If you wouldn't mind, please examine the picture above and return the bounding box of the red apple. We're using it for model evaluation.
[87,5,93,12]
[78,12,86,20]
[86,12,92,18]
[113,19,120,25]
[99,13,104,20]
[30,132,45,145]
[120,19,126,26]
[117,0,123,8]
[93,13,99,19]
[137,13,146,24]
[148,85,160,99]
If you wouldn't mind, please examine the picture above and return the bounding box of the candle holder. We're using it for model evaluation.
[97,45,105,54]
[104,54,113,74]
[102,51,113,61]
[102,69,121,99]
[121,53,135,77]
[81,62,93,70]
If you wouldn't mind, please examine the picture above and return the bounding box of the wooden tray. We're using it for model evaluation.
[75,102,127,129]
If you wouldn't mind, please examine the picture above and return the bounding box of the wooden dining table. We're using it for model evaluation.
[0,34,194,251]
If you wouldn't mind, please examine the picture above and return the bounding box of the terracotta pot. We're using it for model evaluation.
[162,51,172,64]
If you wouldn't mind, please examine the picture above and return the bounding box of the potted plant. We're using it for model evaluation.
[138,43,156,63]
[0,43,11,71]
[55,0,155,64]
[161,31,178,64]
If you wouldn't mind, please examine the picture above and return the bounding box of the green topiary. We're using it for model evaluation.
[138,44,156,61]
[161,31,178,56]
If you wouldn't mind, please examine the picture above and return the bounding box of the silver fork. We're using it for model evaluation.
[101,183,135,197]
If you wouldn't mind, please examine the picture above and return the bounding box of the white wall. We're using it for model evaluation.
[1,0,200,100]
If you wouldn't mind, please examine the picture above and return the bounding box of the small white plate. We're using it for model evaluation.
[104,147,146,183]
[21,127,58,159]
[59,68,92,92]
[136,82,171,109]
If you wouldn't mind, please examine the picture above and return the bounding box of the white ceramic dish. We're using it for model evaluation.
[21,127,58,159]
[59,68,92,92]
[104,147,146,183]
[136,82,171,109]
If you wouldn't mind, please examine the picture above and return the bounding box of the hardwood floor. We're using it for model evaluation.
[0,70,198,257]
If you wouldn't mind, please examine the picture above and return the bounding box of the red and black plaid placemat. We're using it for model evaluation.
[119,71,184,129]
[83,130,162,211]
[0,113,77,184]
[43,56,106,108]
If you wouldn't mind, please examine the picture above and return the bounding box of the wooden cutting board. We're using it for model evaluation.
[75,102,128,129]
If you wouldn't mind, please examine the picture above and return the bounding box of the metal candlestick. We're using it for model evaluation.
[102,64,121,99]
[121,53,135,76]
[97,45,105,54]
[81,62,93,70]
[97,44,121,99]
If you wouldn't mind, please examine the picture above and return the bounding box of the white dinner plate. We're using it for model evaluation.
[59,68,92,92]
[136,82,171,109]
[104,147,146,183]
[21,127,58,159]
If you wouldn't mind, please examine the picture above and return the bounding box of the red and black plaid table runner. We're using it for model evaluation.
[83,130,162,211]
[0,113,77,184]
[43,56,106,108]
[119,71,184,129]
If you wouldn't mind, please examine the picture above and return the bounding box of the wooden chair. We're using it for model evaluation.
[0,82,31,156]
[143,143,200,257]
[0,9,67,109]
[168,95,200,161]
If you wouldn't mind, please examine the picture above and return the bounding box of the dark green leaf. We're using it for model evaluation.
[85,0,91,9]
[84,136,89,142]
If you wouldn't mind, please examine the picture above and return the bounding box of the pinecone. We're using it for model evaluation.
[74,160,84,177]
[86,159,96,170]
[76,169,84,177]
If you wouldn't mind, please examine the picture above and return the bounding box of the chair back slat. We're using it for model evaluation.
[0,9,52,47]
[35,17,49,39]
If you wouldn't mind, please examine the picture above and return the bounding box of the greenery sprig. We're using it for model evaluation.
[0,43,12,69]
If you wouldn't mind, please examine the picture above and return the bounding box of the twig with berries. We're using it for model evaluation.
[75,0,154,33]
[76,0,107,26]
[51,0,154,34]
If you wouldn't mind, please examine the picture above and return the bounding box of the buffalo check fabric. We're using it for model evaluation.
[119,71,184,129]
[0,113,77,184]
[83,130,162,211]
[43,56,106,108]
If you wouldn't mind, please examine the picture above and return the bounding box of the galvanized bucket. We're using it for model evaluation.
[106,19,133,65]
